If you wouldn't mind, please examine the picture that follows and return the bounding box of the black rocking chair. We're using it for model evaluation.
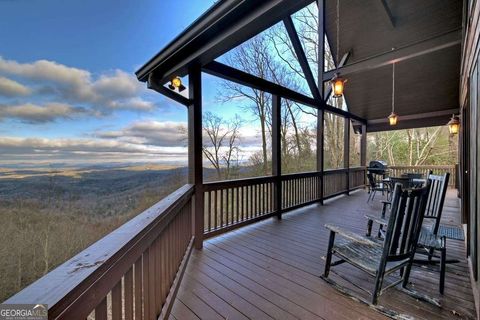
[365,173,451,293]
[323,184,430,304]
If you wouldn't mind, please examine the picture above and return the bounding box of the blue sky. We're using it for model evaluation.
[0,0,223,166]
[0,0,319,167]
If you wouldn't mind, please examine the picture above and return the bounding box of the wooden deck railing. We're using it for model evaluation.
[281,172,322,209]
[388,165,456,187]
[5,184,194,320]
[204,167,367,237]
[4,167,370,317]
[203,176,276,237]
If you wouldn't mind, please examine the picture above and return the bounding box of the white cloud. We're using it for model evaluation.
[0,77,31,97]
[0,102,87,123]
[0,57,154,114]
[96,120,187,147]
[93,70,142,99]
[107,97,155,111]
[0,136,188,164]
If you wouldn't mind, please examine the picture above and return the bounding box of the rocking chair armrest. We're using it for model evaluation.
[364,214,389,226]
[325,224,378,246]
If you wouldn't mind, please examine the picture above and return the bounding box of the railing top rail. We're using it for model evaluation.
[4,184,194,318]
[349,166,367,171]
[324,168,350,174]
[204,175,275,190]
[280,171,321,179]
[388,165,455,169]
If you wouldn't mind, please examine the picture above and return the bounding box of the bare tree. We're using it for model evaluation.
[202,111,243,180]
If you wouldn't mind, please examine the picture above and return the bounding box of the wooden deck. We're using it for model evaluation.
[170,189,475,320]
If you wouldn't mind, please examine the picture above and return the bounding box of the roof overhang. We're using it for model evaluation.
[135,0,314,83]
[137,0,463,132]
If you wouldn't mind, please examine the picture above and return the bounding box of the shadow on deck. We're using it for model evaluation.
[171,189,475,320]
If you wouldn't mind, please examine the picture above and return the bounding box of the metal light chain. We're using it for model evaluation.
[336,0,340,65]
[392,62,395,113]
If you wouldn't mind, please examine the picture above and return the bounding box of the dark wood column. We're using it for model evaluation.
[344,117,350,195]
[188,65,204,249]
[272,94,282,219]
[360,124,367,166]
[317,0,325,205]
[360,123,367,186]
[317,110,325,204]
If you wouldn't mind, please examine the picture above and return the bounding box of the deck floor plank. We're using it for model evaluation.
[170,189,475,319]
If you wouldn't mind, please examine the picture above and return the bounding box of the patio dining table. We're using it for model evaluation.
[383,177,427,188]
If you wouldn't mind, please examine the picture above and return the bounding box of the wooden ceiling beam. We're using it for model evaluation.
[322,29,461,81]
[379,0,395,28]
[367,108,459,124]
[203,60,366,123]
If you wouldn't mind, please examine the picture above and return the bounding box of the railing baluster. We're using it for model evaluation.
[125,267,133,320]
[143,250,150,320]
[134,257,143,320]
[112,279,122,320]
[154,236,161,315]
[148,245,156,320]
[220,188,224,227]
[214,190,218,230]
[208,191,212,231]
[235,188,240,222]
[95,297,108,320]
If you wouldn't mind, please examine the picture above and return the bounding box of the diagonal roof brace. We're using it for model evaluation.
[283,16,322,100]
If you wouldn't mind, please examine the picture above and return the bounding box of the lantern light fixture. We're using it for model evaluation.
[447,114,460,135]
[388,112,398,126]
[168,76,186,92]
[331,73,347,98]
[330,0,347,98]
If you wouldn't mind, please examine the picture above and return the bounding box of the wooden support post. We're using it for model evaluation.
[272,94,282,219]
[188,65,204,249]
[360,123,367,186]
[317,109,325,204]
[344,117,350,195]
[317,0,325,205]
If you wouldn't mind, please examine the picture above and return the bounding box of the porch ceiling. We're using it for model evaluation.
[324,0,462,131]
[136,0,463,131]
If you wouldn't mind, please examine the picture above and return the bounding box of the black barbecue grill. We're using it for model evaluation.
[367,160,389,178]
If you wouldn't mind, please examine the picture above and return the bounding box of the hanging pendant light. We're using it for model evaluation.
[447,114,460,134]
[388,63,398,126]
[331,0,346,98]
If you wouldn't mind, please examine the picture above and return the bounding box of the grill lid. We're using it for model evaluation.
[368,160,388,170]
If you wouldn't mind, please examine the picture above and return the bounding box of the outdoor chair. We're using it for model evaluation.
[367,172,389,203]
[323,184,430,304]
[365,173,450,293]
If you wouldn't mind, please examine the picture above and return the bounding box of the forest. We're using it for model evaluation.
[0,166,188,301]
